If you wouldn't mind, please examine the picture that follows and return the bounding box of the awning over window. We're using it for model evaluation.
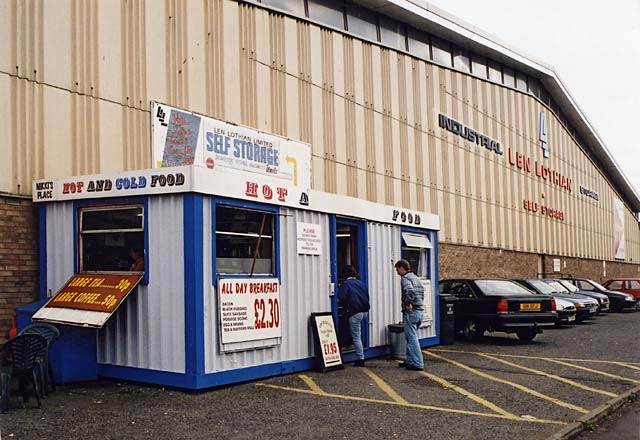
[402,232,432,249]
[32,273,143,328]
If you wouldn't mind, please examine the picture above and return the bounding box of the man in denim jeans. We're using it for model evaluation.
[338,266,370,367]
[394,259,424,371]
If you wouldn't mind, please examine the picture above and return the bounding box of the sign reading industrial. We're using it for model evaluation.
[438,114,503,155]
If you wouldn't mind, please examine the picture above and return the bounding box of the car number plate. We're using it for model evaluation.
[520,303,540,311]
[568,315,576,322]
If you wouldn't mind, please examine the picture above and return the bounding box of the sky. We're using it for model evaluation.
[424,0,640,197]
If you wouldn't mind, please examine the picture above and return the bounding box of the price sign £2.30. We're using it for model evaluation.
[219,278,282,344]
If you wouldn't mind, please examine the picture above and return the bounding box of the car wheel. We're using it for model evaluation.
[516,328,537,342]
[635,302,640,312]
[462,320,483,341]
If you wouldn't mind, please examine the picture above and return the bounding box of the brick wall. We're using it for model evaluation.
[439,243,640,282]
[0,195,39,342]
[439,243,539,279]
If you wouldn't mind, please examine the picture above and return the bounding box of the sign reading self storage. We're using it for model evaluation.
[32,273,143,328]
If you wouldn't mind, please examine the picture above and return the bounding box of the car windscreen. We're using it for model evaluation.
[529,280,556,294]
[588,280,608,290]
[546,281,570,293]
[475,280,534,296]
[558,280,579,292]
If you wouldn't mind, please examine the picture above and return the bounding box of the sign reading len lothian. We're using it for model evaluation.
[152,102,311,197]
[45,274,143,313]
[218,278,281,344]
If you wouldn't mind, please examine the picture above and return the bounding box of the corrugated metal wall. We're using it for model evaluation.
[97,195,185,373]
[2,0,638,264]
[45,202,75,295]
[203,202,332,373]
[367,222,436,347]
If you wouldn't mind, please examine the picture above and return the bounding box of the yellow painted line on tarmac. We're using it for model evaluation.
[256,383,567,425]
[424,350,589,414]
[299,374,326,394]
[617,362,640,372]
[361,368,409,404]
[542,359,640,384]
[431,348,640,366]
[418,369,517,417]
[475,353,617,398]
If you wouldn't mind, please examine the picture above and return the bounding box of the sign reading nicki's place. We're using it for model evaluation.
[218,278,281,345]
[438,114,503,155]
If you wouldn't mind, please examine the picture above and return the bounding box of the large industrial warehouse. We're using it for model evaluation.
[1,0,639,356]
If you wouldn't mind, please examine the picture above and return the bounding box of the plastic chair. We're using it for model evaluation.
[0,343,13,413]
[19,323,60,397]
[2,334,48,410]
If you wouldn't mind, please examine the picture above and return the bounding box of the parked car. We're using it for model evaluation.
[439,279,557,342]
[545,279,609,314]
[602,279,640,310]
[562,278,637,312]
[512,279,585,323]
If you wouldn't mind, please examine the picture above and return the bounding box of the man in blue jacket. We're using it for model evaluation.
[338,265,370,367]
[394,259,424,371]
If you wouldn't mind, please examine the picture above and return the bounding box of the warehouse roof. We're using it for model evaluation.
[355,0,640,213]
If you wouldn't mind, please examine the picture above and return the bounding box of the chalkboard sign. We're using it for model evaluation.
[310,312,343,372]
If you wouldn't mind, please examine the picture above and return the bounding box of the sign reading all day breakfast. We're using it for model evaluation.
[152,102,311,195]
[218,278,281,344]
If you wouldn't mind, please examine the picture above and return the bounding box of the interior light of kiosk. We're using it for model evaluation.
[216,231,273,239]
[336,233,351,237]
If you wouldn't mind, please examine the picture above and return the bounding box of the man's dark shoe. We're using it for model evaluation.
[406,364,423,371]
[398,362,407,368]
[354,359,365,367]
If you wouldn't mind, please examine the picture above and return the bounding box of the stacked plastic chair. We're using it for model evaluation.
[0,342,13,413]
[1,334,48,410]
[18,323,60,397]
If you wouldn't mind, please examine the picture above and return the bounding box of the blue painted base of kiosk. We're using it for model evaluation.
[16,300,98,384]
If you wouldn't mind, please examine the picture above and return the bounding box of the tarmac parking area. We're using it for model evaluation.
[1,312,639,440]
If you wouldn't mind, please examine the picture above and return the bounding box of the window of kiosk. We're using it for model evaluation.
[401,231,432,324]
[79,205,145,274]
[215,205,275,276]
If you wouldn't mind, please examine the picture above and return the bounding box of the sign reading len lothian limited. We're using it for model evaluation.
[218,278,281,344]
[152,102,311,198]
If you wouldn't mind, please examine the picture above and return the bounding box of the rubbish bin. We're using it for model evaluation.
[439,294,457,345]
[387,323,406,360]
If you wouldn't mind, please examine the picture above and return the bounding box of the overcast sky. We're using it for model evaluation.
[424,0,640,196]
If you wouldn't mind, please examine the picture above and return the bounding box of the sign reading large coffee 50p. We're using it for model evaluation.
[152,102,311,194]
[218,278,282,344]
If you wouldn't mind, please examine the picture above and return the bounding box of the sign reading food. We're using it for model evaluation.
[218,278,281,344]
[45,274,143,313]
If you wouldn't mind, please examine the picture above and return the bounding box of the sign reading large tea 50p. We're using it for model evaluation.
[152,102,311,193]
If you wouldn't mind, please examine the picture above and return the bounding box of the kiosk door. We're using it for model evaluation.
[330,218,368,354]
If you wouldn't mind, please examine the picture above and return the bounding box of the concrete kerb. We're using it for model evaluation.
[544,384,640,440]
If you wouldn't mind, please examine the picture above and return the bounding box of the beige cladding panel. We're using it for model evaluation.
[2,0,639,263]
